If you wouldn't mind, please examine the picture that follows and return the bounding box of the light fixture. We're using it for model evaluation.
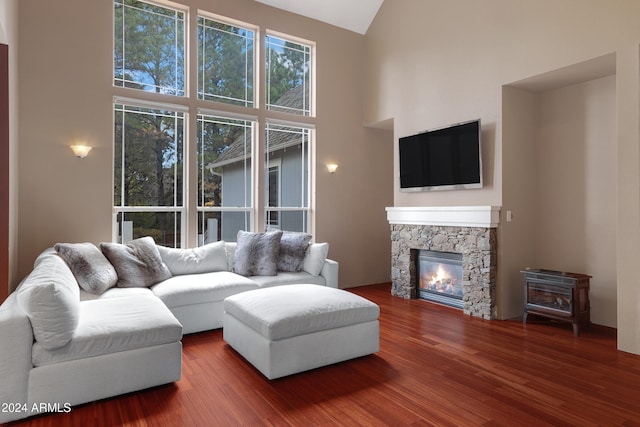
[326,163,338,174]
[70,145,92,159]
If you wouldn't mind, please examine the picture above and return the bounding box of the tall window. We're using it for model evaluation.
[264,33,313,233]
[113,104,185,246]
[265,123,310,232]
[113,0,314,247]
[197,114,254,243]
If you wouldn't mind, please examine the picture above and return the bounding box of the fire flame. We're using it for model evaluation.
[432,265,448,284]
[422,263,456,294]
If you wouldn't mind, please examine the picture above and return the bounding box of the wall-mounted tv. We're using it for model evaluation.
[399,119,482,192]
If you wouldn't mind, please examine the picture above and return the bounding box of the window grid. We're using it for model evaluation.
[264,123,310,233]
[196,114,255,243]
[114,0,186,96]
[265,34,312,117]
[197,16,255,107]
[113,103,185,246]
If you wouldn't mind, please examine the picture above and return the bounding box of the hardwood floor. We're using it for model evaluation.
[7,283,640,426]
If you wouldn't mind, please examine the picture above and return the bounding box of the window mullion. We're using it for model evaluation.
[120,106,126,208]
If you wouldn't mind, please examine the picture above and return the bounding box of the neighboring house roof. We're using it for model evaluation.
[207,85,308,169]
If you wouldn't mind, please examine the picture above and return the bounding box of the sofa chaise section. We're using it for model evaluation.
[0,292,33,423]
[28,293,182,419]
[0,252,183,424]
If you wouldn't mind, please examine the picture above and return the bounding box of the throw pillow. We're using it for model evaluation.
[277,231,311,272]
[16,251,80,350]
[303,242,329,276]
[156,241,227,276]
[233,230,282,276]
[100,236,172,288]
[55,242,118,294]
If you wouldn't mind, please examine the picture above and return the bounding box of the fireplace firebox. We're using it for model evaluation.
[417,250,463,309]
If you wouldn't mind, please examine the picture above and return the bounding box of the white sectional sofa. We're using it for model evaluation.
[0,233,338,423]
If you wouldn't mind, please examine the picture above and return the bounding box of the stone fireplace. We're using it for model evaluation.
[386,206,499,320]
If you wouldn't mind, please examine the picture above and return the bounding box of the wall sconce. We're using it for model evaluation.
[70,145,92,159]
[326,163,338,174]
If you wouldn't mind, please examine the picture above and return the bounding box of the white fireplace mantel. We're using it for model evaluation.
[386,206,501,228]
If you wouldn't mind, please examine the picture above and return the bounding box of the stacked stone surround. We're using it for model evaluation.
[390,224,497,320]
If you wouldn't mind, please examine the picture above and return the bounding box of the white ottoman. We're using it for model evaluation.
[223,284,380,379]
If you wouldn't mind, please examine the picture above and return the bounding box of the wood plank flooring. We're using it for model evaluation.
[6,283,640,426]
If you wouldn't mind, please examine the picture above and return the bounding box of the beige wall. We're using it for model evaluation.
[535,76,617,327]
[366,0,640,353]
[17,0,114,288]
[15,0,393,290]
[615,47,640,355]
[500,86,538,323]
[0,0,19,300]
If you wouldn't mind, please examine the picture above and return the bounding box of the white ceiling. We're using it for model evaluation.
[254,0,384,35]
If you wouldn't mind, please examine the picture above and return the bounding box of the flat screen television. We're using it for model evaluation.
[399,119,482,192]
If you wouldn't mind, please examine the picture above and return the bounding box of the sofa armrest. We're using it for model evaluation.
[0,292,34,423]
[320,259,339,288]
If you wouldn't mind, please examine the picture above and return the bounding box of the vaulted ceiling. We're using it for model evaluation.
[254,0,384,34]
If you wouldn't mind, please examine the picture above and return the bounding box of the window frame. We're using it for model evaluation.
[263,119,313,233]
[112,97,188,246]
[265,29,315,118]
[114,0,189,97]
[196,110,258,243]
[196,12,258,108]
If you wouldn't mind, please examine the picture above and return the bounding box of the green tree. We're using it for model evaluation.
[198,17,254,106]
[114,0,185,95]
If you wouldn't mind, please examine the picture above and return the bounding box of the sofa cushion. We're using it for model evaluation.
[31,293,182,366]
[16,252,80,350]
[303,242,329,276]
[233,230,282,276]
[224,284,380,340]
[101,237,172,288]
[79,286,153,301]
[55,242,118,294]
[157,241,227,276]
[277,232,311,272]
[151,271,259,308]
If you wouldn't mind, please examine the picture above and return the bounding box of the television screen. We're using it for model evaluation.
[399,119,482,191]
